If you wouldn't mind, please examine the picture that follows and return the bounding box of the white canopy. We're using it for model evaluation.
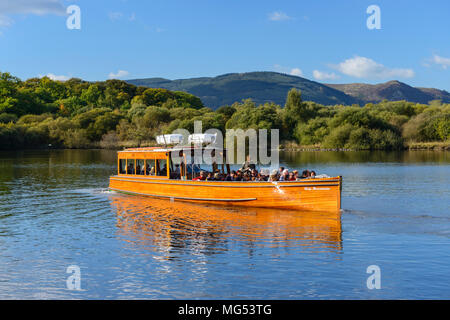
[156,134,184,145]
[188,133,217,144]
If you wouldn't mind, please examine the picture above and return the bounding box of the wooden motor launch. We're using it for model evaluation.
[109,136,342,212]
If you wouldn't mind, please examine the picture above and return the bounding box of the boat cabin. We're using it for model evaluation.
[117,147,231,180]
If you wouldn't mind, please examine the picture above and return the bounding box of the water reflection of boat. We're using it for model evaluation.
[110,194,343,257]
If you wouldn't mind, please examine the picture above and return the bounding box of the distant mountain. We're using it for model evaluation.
[127,72,360,109]
[326,80,450,104]
[126,72,450,109]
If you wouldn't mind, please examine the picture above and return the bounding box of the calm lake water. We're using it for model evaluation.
[0,149,448,299]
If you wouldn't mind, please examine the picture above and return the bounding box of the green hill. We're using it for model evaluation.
[326,81,450,104]
[127,72,360,109]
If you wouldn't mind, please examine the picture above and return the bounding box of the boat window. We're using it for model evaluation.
[119,159,126,174]
[146,159,155,176]
[136,159,145,175]
[170,151,184,179]
[156,159,168,176]
[126,159,135,175]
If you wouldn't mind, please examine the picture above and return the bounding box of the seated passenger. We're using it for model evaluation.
[300,170,310,179]
[127,164,134,175]
[268,169,278,182]
[288,172,296,181]
[309,170,316,179]
[278,167,285,179]
[225,170,236,181]
[259,169,270,181]
[161,164,168,176]
[241,155,256,173]
[279,169,289,181]
[193,171,207,181]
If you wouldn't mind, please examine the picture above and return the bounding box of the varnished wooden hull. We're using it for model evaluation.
[109,175,342,212]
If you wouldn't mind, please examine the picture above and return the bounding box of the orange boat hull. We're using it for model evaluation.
[109,176,342,212]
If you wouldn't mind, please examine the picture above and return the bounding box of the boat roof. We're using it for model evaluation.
[119,146,227,153]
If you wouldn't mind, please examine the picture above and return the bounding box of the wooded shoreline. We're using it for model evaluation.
[1,72,449,151]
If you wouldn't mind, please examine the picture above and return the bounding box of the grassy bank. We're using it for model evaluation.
[405,141,450,150]
[281,140,450,151]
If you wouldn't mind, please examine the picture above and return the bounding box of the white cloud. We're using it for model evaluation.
[268,11,291,21]
[40,73,70,81]
[429,54,450,70]
[108,70,130,79]
[0,0,65,16]
[0,15,13,27]
[333,56,414,79]
[289,68,303,77]
[0,0,65,29]
[313,70,340,81]
[273,64,303,77]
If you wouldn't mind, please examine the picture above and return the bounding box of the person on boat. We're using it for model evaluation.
[206,172,214,181]
[145,163,150,175]
[170,164,181,179]
[193,171,207,181]
[279,169,289,181]
[310,171,316,179]
[241,155,256,173]
[161,164,168,176]
[253,172,263,182]
[293,170,299,180]
[259,169,270,181]
[268,169,278,182]
[288,172,296,181]
[136,163,141,175]
[225,170,237,181]
[127,163,134,175]
[235,170,243,181]
[300,170,310,179]
[224,172,231,181]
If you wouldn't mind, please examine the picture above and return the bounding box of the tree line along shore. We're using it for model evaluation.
[0,72,449,151]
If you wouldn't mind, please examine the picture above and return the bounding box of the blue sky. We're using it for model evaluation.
[1,0,449,90]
